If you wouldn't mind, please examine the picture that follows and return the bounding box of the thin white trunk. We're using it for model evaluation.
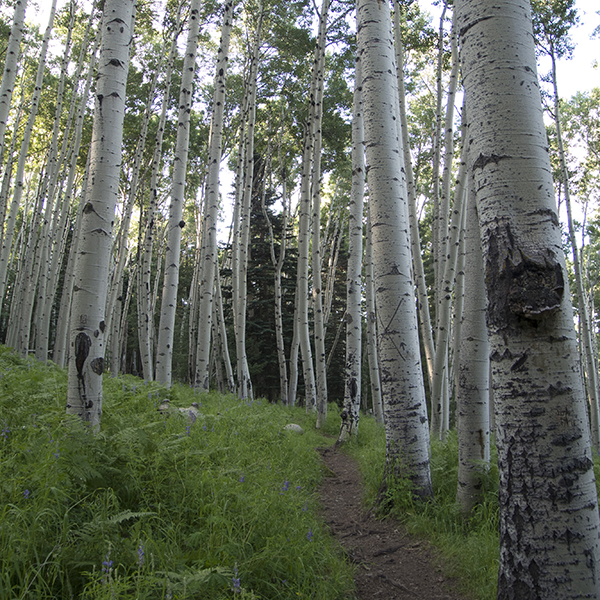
[430,117,467,439]
[0,0,27,168]
[233,9,262,400]
[339,56,364,442]
[550,52,600,451]
[455,183,490,514]
[138,5,183,382]
[155,0,202,386]
[194,0,235,391]
[393,2,435,390]
[262,134,289,404]
[66,0,134,427]
[358,0,432,498]
[0,0,56,317]
[365,202,383,425]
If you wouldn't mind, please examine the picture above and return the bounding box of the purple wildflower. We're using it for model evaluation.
[239,474,245,483]
[232,563,241,593]
[307,528,313,542]
[23,489,30,499]
[137,543,145,567]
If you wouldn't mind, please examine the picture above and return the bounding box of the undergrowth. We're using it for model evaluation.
[0,346,354,599]
[345,416,499,600]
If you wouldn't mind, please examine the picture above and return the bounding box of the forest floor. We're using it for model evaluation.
[318,445,473,600]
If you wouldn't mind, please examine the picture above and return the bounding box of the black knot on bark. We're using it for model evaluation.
[486,223,564,327]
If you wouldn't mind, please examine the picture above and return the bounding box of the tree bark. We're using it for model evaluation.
[66,0,135,427]
[155,0,202,386]
[339,55,364,442]
[456,0,600,595]
[357,0,432,498]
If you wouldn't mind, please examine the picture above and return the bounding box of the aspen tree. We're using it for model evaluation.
[194,0,235,392]
[261,118,289,404]
[364,202,383,424]
[0,0,27,169]
[231,4,262,399]
[66,0,135,427]
[455,183,490,514]
[0,0,57,320]
[310,0,330,427]
[137,3,183,381]
[338,56,364,442]
[456,0,600,595]
[392,2,435,391]
[52,34,100,368]
[533,0,600,450]
[155,0,202,386]
[357,0,432,498]
[293,0,330,413]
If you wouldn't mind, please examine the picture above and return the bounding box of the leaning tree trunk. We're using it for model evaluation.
[66,0,134,428]
[338,55,364,442]
[456,0,600,596]
[357,0,432,499]
[155,0,202,386]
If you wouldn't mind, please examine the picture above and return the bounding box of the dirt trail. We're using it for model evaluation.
[318,445,472,600]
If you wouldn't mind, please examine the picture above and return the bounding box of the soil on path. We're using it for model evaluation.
[318,445,472,600]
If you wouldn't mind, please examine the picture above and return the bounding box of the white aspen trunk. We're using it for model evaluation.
[155,0,202,387]
[430,122,467,439]
[393,3,435,391]
[194,0,235,392]
[438,8,460,271]
[34,3,79,362]
[338,56,364,442]
[365,202,383,425]
[287,279,300,406]
[230,102,247,392]
[452,188,467,408]
[322,206,346,327]
[66,0,134,427]
[0,0,27,168]
[549,52,600,450]
[262,139,289,404]
[138,6,182,382]
[214,263,234,393]
[0,85,24,231]
[0,0,56,317]
[357,0,432,498]
[53,154,91,368]
[296,121,317,412]
[309,0,330,428]
[105,51,163,374]
[233,10,262,400]
[456,0,600,595]
[431,2,448,300]
[9,184,45,356]
[455,183,490,514]
[51,30,99,367]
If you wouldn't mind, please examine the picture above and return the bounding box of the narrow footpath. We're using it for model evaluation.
[318,446,472,600]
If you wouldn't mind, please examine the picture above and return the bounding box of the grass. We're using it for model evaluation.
[0,346,354,599]
[344,415,499,600]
